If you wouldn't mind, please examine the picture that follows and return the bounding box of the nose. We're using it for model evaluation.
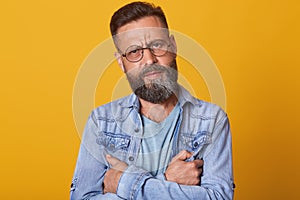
[142,48,157,65]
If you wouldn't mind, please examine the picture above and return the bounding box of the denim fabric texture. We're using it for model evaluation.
[70,86,234,200]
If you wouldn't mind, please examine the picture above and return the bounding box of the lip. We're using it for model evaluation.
[143,70,163,79]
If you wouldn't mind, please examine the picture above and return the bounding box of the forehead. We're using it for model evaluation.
[114,16,169,50]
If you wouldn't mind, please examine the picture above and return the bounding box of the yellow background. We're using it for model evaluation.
[1,0,299,199]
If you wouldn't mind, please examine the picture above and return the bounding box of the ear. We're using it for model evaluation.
[114,52,126,72]
[169,34,177,57]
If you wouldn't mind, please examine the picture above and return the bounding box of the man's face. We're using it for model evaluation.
[114,16,178,104]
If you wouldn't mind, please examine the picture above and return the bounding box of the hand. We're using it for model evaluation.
[165,150,204,185]
[103,155,128,194]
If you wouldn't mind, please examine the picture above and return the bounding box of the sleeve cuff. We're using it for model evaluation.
[116,165,152,200]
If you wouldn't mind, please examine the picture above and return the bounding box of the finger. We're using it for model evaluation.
[171,150,193,162]
[106,154,121,166]
[106,155,128,171]
[193,159,204,168]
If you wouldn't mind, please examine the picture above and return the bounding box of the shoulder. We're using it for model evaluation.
[90,94,135,120]
[190,98,226,119]
[179,86,226,120]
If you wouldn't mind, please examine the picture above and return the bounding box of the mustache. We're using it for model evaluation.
[140,64,167,78]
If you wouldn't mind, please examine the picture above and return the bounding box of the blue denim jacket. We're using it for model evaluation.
[70,86,234,200]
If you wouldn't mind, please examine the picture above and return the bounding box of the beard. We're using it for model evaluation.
[126,60,179,104]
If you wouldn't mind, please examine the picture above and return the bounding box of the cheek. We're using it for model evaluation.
[125,65,142,78]
[157,55,175,66]
[123,62,139,73]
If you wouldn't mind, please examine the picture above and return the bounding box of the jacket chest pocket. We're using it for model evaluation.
[179,131,212,158]
[96,132,131,153]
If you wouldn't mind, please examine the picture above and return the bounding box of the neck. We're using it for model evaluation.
[139,94,178,123]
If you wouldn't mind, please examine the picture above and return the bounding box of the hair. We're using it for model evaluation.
[110,1,169,36]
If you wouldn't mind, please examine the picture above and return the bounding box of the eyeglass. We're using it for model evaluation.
[121,39,170,63]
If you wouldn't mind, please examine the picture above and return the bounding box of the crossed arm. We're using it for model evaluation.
[70,114,234,200]
[103,150,204,194]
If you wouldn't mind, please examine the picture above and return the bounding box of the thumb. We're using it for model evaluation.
[106,154,127,171]
[106,154,120,166]
[171,150,193,163]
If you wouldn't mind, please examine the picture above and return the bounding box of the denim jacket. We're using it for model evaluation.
[70,86,234,200]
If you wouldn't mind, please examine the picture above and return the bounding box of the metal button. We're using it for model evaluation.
[129,156,134,161]
[193,142,199,148]
[134,128,139,132]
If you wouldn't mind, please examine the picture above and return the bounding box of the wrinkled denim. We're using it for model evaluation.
[70,86,234,200]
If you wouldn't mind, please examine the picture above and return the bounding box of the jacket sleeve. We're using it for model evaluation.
[116,115,235,200]
[70,113,124,200]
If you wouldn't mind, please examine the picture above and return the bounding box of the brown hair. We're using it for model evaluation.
[110,1,169,36]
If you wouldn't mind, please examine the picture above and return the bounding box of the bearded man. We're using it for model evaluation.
[70,2,234,200]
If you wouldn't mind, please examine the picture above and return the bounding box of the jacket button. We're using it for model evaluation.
[193,142,199,148]
[134,128,139,132]
[129,156,134,161]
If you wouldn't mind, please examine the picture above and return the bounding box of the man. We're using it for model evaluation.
[70,2,234,200]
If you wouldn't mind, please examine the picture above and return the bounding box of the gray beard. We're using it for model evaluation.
[126,61,178,104]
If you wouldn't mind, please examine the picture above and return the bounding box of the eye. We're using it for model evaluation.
[151,40,165,49]
[129,49,139,54]
[126,46,142,56]
[124,45,143,61]
[151,39,169,50]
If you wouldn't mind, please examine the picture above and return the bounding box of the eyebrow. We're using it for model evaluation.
[116,33,169,53]
[129,38,168,48]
